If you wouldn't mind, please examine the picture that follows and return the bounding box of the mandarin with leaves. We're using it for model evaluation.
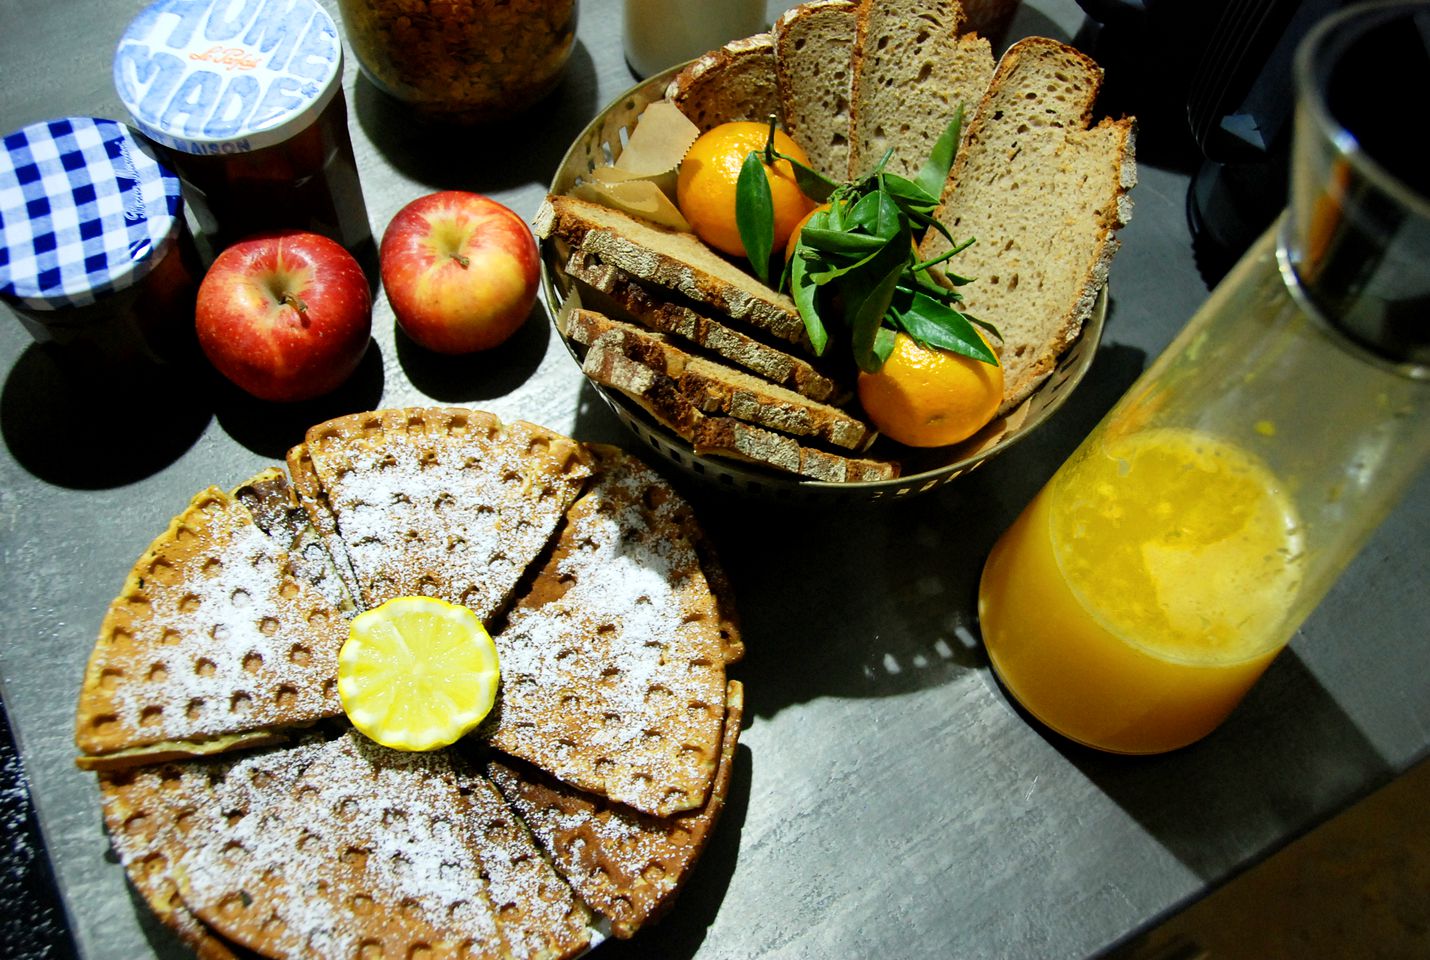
[677,122,815,261]
[858,330,1003,447]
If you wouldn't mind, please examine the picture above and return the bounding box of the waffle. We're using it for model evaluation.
[78,409,744,957]
[102,731,593,959]
[488,680,744,938]
[75,474,353,770]
[487,445,728,816]
[287,408,593,621]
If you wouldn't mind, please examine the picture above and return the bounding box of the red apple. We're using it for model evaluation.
[196,232,372,402]
[379,191,540,354]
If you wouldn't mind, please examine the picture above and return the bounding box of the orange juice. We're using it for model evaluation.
[979,428,1305,754]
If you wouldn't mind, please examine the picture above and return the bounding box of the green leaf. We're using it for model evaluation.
[915,105,963,199]
[790,241,829,355]
[912,233,976,276]
[735,151,775,285]
[847,238,909,373]
[872,326,898,367]
[963,311,1002,343]
[775,151,840,203]
[880,173,940,211]
[797,227,888,256]
[894,290,998,365]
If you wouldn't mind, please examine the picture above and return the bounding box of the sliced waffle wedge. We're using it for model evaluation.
[74,474,354,771]
[287,408,593,621]
[99,765,250,960]
[488,680,744,938]
[487,445,728,817]
[101,731,594,960]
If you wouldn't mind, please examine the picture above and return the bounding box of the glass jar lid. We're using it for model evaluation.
[114,0,343,155]
[0,117,184,311]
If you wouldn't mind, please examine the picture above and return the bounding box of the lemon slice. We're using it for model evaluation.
[338,596,500,751]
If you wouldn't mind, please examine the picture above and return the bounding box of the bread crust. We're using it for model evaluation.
[920,36,1137,413]
[666,33,780,131]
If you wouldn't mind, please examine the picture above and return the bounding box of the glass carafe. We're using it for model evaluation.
[977,1,1430,755]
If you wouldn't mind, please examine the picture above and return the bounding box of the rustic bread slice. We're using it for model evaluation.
[563,308,874,451]
[536,194,811,350]
[665,33,780,132]
[692,417,898,483]
[774,0,859,179]
[564,248,845,403]
[847,0,995,179]
[582,332,899,483]
[919,36,1137,413]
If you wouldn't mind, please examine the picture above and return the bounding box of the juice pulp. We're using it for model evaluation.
[979,428,1305,754]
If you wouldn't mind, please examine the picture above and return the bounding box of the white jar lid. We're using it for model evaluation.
[114,0,343,155]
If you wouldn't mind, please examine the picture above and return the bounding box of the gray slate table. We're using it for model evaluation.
[3,2,1427,958]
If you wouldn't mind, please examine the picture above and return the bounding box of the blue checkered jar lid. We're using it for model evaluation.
[0,117,184,311]
[114,0,343,155]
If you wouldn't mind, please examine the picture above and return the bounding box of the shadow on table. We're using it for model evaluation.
[1,344,212,490]
[1009,649,1394,885]
[393,296,553,404]
[210,339,388,460]
[351,41,601,196]
[597,743,753,960]
[566,316,1149,725]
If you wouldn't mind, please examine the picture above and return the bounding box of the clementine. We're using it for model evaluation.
[676,122,815,260]
[858,331,1003,447]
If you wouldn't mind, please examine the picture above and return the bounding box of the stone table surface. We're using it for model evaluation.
[1,1,1427,959]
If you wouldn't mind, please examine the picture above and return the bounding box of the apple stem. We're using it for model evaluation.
[281,293,309,315]
[453,254,470,269]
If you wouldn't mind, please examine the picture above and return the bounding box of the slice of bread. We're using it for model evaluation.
[774,0,859,179]
[536,194,811,351]
[564,248,845,402]
[919,36,1136,413]
[562,308,875,451]
[666,34,780,132]
[847,0,994,179]
[581,330,899,482]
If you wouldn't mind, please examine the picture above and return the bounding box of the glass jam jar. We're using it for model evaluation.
[1,117,199,372]
[114,0,373,265]
[337,0,578,123]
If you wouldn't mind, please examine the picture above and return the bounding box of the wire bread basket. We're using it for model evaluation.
[540,65,1105,504]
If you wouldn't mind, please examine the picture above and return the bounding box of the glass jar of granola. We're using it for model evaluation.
[337,0,578,123]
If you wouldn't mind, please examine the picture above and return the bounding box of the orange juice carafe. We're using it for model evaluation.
[978,3,1430,755]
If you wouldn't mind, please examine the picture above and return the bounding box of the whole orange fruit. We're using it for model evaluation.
[677,122,815,260]
[858,331,1004,447]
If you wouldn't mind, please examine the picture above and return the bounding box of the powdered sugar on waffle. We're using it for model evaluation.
[174,733,508,957]
[307,417,588,622]
[457,768,594,958]
[82,495,347,755]
[486,680,742,940]
[489,453,727,817]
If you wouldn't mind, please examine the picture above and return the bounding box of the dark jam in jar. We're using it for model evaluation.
[0,117,200,373]
[114,0,373,268]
